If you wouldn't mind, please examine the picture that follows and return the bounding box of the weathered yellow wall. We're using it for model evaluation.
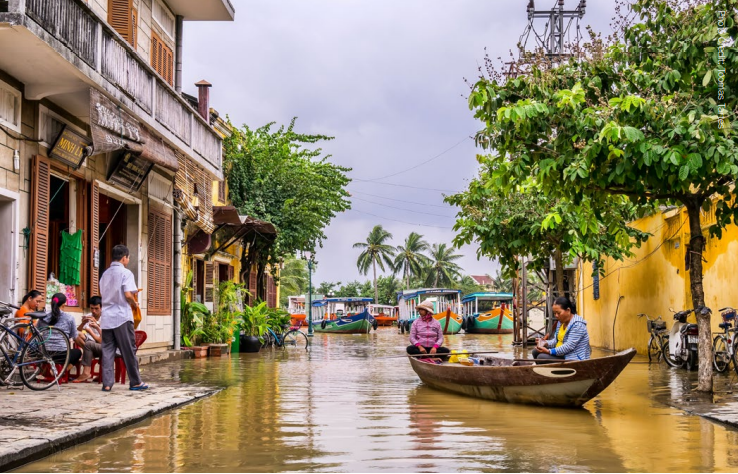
[578,205,738,354]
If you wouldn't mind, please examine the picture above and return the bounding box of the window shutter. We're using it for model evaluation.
[29,155,51,301]
[227,265,234,282]
[218,181,226,203]
[150,32,174,86]
[147,209,172,315]
[248,270,257,305]
[108,0,133,44]
[204,262,214,303]
[90,181,100,298]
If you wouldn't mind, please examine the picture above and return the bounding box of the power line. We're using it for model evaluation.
[349,208,454,229]
[351,178,458,193]
[349,190,453,209]
[351,196,456,218]
[363,135,473,182]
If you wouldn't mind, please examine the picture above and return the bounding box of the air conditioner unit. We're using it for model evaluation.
[549,256,579,270]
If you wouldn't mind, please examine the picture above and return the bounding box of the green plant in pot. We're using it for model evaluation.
[240,301,270,353]
[201,281,247,355]
[182,301,209,358]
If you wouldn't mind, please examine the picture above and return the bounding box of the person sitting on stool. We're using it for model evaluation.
[406,300,451,357]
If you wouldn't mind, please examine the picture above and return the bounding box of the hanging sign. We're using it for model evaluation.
[107,151,154,192]
[49,126,90,169]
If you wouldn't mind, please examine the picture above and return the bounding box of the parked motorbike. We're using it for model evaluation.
[663,306,710,371]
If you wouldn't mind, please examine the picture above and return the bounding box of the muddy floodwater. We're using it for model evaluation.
[16,330,738,472]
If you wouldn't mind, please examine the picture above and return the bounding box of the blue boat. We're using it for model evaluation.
[311,297,377,333]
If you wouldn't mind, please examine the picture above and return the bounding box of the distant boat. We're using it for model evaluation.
[286,294,325,328]
[462,292,514,334]
[409,349,636,408]
[397,288,463,335]
[369,304,398,327]
[311,297,377,333]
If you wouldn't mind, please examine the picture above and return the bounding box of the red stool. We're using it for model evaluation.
[96,331,148,385]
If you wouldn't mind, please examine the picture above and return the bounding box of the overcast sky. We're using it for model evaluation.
[183,0,617,286]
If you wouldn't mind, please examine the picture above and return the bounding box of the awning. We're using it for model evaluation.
[213,206,242,225]
[89,88,179,172]
[174,152,214,234]
[240,216,277,235]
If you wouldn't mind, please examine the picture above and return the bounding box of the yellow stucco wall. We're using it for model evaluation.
[578,204,738,354]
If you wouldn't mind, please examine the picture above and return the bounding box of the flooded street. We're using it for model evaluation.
[17,330,738,473]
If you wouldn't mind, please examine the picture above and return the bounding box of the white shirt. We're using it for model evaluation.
[100,262,137,330]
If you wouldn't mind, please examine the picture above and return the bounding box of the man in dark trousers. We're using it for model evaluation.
[100,244,148,392]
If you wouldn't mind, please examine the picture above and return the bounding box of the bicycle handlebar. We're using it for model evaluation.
[719,307,734,312]
[0,301,19,310]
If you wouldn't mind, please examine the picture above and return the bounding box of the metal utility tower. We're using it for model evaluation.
[520,0,587,62]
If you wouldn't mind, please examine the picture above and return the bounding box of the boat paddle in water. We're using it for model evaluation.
[408,348,636,408]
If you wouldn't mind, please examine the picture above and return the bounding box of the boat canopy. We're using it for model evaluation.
[396,288,461,301]
[461,292,514,304]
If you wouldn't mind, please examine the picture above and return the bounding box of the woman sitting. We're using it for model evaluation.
[406,300,450,357]
[15,290,44,336]
[37,293,83,370]
[534,296,591,361]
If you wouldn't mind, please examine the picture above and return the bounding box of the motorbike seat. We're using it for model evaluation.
[680,323,698,333]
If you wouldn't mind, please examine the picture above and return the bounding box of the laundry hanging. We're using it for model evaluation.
[59,229,83,286]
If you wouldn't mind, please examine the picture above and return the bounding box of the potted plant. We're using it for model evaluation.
[203,281,248,356]
[240,301,270,352]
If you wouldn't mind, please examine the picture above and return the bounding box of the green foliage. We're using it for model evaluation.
[182,301,209,347]
[278,256,308,307]
[335,280,373,298]
[240,301,271,341]
[454,275,485,297]
[376,276,402,305]
[465,0,738,391]
[201,281,248,345]
[393,232,431,289]
[316,281,341,296]
[354,225,396,303]
[224,119,352,261]
[423,243,463,287]
[266,306,292,333]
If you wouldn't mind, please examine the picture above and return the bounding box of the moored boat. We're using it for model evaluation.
[369,304,398,326]
[462,292,514,334]
[311,297,377,333]
[397,288,463,335]
[409,349,636,408]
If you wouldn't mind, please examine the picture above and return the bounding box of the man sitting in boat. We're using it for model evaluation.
[406,300,451,357]
[534,297,591,361]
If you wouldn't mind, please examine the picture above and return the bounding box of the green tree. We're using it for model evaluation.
[492,270,513,293]
[316,281,340,296]
[224,119,351,299]
[424,243,463,287]
[377,276,402,305]
[354,225,396,303]
[466,0,738,391]
[278,257,308,307]
[393,232,431,289]
[455,275,484,296]
[335,280,363,298]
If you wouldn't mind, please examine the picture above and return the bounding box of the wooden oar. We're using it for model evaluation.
[380,350,500,360]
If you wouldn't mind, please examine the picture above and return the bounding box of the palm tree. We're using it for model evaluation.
[278,257,307,307]
[424,243,463,288]
[354,225,396,303]
[393,232,430,289]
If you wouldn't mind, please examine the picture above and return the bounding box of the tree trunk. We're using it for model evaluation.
[373,259,378,304]
[685,199,712,393]
[405,266,410,290]
[554,248,565,300]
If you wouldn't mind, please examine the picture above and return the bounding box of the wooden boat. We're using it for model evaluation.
[369,304,398,326]
[409,349,636,408]
[462,292,514,334]
[397,288,463,335]
[311,297,377,333]
[286,294,324,327]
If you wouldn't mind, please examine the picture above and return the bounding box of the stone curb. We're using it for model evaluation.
[0,386,222,472]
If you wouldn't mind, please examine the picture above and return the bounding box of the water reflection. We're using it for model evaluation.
[14,330,738,473]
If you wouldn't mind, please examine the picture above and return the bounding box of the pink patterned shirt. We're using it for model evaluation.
[409,316,444,348]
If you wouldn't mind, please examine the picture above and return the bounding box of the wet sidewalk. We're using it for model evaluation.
[657,370,738,429]
[0,360,221,471]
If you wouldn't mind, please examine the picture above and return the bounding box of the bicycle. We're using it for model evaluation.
[261,322,310,351]
[0,301,70,390]
[638,313,669,362]
[713,307,738,374]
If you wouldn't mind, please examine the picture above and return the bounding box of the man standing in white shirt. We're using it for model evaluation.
[100,244,148,392]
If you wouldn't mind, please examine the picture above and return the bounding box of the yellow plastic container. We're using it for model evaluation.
[449,350,459,363]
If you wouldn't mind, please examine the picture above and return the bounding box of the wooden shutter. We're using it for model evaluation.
[218,181,226,203]
[267,275,276,308]
[108,0,133,44]
[248,270,257,305]
[90,181,100,298]
[147,209,172,315]
[151,31,174,86]
[227,265,234,282]
[28,155,51,301]
[204,262,214,303]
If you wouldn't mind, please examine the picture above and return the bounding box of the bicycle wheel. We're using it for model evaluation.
[281,330,309,351]
[647,335,660,362]
[261,332,273,349]
[713,335,730,373]
[662,340,679,368]
[19,327,69,391]
[0,324,32,386]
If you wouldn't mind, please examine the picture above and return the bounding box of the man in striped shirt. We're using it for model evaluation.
[406,300,451,357]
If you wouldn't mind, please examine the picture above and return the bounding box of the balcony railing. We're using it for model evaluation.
[19,0,222,172]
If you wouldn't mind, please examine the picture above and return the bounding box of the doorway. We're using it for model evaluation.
[98,193,128,272]
[0,195,16,302]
